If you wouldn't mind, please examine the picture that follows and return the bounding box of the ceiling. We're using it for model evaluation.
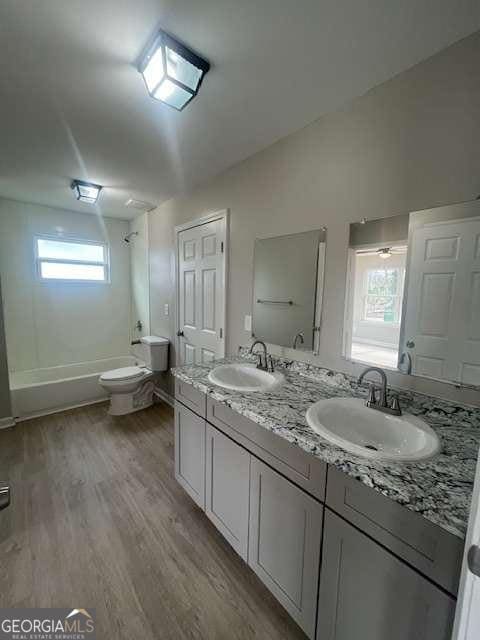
[0,1,479,220]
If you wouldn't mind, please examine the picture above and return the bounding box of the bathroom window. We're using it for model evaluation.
[35,236,109,283]
[363,267,404,324]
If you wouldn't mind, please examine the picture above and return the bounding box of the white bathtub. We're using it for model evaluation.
[10,356,142,419]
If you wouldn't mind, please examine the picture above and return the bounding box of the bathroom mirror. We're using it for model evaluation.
[344,199,480,387]
[252,229,326,353]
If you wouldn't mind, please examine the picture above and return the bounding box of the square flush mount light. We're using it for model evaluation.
[139,30,210,110]
[71,179,103,204]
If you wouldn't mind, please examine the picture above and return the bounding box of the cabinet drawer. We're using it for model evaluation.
[175,378,206,418]
[207,397,326,501]
[326,467,463,595]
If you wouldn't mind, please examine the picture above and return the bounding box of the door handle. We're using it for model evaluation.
[0,482,10,510]
[468,545,480,577]
[176,330,184,337]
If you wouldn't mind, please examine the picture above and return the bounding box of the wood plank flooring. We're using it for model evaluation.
[0,401,306,639]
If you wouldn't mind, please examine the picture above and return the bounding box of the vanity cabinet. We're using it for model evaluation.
[174,381,462,640]
[174,401,206,509]
[317,510,456,640]
[248,458,323,638]
[205,423,251,561]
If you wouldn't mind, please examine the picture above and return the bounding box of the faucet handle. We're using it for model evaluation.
[366,384,377,406]
[266,354,275,372]
[390,394,401,414]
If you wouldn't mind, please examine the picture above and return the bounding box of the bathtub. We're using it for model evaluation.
[10,356,142,420]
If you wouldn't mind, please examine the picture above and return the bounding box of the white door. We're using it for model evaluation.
[402,215,480,383]
[177,213,227,365]
[453,453,480,640]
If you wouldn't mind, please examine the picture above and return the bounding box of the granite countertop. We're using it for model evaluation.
[172,353,480,539]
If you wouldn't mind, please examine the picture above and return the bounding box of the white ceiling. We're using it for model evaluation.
[0,1,479,219]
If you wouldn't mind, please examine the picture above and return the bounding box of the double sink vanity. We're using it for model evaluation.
[172,350,480,640]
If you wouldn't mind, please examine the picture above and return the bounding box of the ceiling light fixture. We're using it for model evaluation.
[139,30,210,111]
[71,179,102,204]
[378,247,392,259]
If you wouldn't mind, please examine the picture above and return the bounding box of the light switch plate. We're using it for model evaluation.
[244,315,252,332]
[164,304,169,316]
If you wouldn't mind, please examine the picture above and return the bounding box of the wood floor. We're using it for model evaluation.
[0,401,306,639]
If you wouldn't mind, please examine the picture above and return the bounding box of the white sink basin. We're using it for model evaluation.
[306,397,440,462]
[208,363,284,392]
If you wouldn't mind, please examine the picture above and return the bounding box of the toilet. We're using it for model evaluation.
[99,335,169,415]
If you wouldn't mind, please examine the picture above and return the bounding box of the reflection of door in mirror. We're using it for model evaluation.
[401,204,480,385]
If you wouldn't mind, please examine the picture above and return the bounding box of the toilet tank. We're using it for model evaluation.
[139,336,169,371]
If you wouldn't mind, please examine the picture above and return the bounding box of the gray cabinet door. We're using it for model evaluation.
[174,402,206,509]
[205,424,251,561]
[248,458,323,639]
[317,510,456,640]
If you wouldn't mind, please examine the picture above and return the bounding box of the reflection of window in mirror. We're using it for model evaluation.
[344,245,407,369]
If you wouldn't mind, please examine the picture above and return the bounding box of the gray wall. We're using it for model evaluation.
[0,279,12,420]
[149,31,480,405]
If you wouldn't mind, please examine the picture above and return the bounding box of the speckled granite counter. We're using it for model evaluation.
[172,353,480,540]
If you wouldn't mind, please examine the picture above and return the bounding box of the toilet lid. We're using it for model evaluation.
[100,366,146,382]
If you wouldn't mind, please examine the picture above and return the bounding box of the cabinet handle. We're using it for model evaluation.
[468,545,480,577]
[0,482,10,510]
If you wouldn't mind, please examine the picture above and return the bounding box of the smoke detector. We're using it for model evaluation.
[125,198,155,212]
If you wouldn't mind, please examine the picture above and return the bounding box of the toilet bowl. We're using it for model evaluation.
[99,336,169,415]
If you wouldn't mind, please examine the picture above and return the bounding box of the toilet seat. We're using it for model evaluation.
[100,366,148,383]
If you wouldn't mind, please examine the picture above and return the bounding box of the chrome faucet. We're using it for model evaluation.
[357,366,401,416]
[292,331,304,350]
[249,340,274,372]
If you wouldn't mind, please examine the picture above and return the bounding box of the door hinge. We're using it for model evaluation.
[221,241,224,253]
[219,328,223,339]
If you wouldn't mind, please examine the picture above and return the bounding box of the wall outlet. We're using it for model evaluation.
[244,315,252,332]
[164,303,169,316]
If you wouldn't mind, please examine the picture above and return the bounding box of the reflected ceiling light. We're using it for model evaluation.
[378,247,392,259]
[71,179,102,204]
[139,30,210,110]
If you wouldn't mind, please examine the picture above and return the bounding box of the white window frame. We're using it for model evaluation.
[34,235,110,284]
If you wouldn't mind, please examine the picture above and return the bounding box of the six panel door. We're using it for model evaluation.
[402,207,480,384]
[317,509,456,640]
[248,458,323,639]
[205,424,251,561]
[174,402,206,509]
[178,217,226,365]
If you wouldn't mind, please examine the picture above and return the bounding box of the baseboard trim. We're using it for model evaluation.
[0,416,16,429]
[14,397,109,423]
[154,387,174,408]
